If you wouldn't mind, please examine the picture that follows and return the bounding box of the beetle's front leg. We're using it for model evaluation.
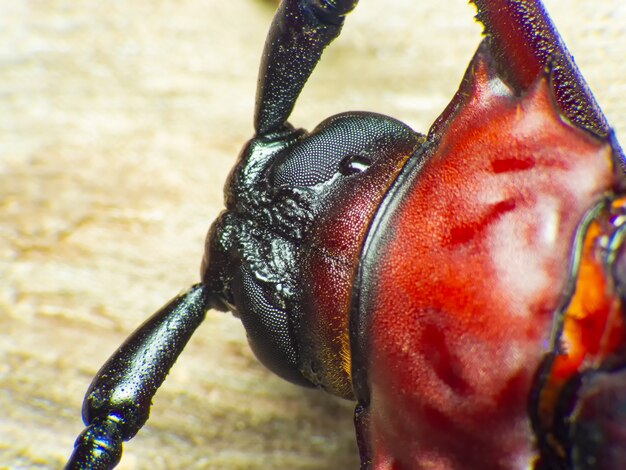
[255,0,359,135]
[472,0,608,137]
[65,285,211,470]
[469,0,625,165]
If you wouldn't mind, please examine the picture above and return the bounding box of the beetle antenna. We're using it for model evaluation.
[255,0,359,136]
[65,284,213,470]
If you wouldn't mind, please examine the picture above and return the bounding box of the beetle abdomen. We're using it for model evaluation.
[355,49,618,468]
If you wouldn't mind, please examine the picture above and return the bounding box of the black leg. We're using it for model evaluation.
[471,0,624,162]
[65,284,212,470]
[254,0,359,136]
[354,403,373,470]
[556,366,626,469]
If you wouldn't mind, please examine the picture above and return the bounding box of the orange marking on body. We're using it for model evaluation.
[553,222,624,379]
[539,220,625,436]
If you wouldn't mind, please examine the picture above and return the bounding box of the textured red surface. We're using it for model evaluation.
[472,0,610,138]
[366,53,616,469]
[302,142,412,398]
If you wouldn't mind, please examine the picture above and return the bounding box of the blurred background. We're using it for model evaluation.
[1,0,624,468]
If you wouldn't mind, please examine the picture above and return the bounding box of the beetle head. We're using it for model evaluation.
[201,112,422,394]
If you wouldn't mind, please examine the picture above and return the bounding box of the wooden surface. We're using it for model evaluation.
[1,1,625,468]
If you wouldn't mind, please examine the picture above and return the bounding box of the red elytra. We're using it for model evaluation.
[355,49,622,468]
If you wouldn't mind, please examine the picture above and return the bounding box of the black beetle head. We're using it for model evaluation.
[201,112,421,392]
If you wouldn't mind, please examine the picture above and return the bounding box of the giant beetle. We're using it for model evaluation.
[53,0,626,468]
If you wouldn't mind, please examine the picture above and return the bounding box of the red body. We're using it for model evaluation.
[356,50,623,468]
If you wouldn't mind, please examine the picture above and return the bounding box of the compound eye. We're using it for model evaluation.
[231,265,312,387]
[271,111,417,188]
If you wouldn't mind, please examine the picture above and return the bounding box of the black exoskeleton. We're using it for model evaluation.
[64,1,421,468]
[202,112,419,386]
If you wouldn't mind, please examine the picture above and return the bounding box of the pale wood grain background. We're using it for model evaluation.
[1,1,625,469]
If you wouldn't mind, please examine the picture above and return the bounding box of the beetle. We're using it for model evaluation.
[58,0,626,468]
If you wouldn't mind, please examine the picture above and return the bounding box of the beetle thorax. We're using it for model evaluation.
[202,113,423,395]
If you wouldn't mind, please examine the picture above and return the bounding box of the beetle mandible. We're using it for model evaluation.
[62,0,626,468]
